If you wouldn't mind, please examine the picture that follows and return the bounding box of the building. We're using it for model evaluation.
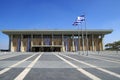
[2,29,112,52]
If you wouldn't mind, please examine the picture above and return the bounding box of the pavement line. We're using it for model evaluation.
[91,55,120,63]
[61,54,120,79]
[0,54,22,60]
[0,53,37,75]
[14,52,43,80]
[82,54,120,64]
[53,53,101,80]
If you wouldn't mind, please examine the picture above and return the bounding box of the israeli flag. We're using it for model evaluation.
[72,21,79,26]
[76,15,85,23]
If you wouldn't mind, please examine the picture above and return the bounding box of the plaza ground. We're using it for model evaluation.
[0,51,120,80]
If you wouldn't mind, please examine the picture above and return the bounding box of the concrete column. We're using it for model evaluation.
[99,39,101,51]
[9,35,11,51]
[92,34,95,51]
[41,34,43,46]
[96,35,101,51]
[101,35,104,51]
[96,36,99,51]
[94,38,97,51]
[95,35,99,51]
[31,34,33,46]
[72,34,75,51]
[62,34,65,52]
[86,35,89,51]
[20,34,24,52]
[100,35,104,51]
[10,35,14,52]
[31,34,33,51]
[80,36,82,51]
[82,34,85,51]
[90,36,92,51]
[52,33,54,46]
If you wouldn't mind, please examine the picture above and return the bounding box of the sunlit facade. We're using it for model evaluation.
[2,30,112,52]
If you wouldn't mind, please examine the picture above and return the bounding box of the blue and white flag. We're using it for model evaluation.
[72,15,85,26]
[76,15,85,23]
[72,21,79,26]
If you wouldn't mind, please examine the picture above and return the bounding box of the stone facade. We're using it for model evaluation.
[2,30,112,52]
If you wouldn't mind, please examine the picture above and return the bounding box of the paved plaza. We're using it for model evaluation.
[0,51,120,80]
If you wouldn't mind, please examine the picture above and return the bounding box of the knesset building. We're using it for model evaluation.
[2,30,112,52]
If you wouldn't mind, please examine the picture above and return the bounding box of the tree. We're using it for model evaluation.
[105,40,120,51]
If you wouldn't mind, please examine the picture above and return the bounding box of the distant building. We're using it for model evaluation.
[2,29,112,52]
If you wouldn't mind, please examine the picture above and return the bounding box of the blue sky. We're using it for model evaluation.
[0,0,120,49]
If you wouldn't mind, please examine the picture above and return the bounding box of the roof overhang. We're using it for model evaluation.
[2,29,113,35]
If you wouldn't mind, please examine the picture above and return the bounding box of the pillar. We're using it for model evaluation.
[20,34,24,52]
[95,35,99,51]
[80,36,82,51]
[101,35,104,51]
[94,35,97,51]
[86,36,88,51]
[10,35,14,52]
[72,34,75,51]
[41,34,43,46]
[9,35,11,51]
[82,33,85,51]
[92,34,95,51]
[62,34,65,52]
[52,33,54,46]
[99,35,103,51]
[31,34,33,51]
[31,34,33,46]
[90,36,92,51]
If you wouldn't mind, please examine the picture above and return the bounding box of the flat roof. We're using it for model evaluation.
[2,29,113,35]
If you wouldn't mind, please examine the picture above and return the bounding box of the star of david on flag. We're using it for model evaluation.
[72,15,85,26]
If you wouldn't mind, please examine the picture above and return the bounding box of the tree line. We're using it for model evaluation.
[105,40,120,51]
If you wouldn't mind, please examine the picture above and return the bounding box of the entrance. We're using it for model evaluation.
[32,47,61,52]
[32,47,43,52]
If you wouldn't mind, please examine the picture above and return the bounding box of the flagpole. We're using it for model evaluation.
[84,15,88,56]
[78,23,80,54]
[81,22,84,55]
[72,15,86,55]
